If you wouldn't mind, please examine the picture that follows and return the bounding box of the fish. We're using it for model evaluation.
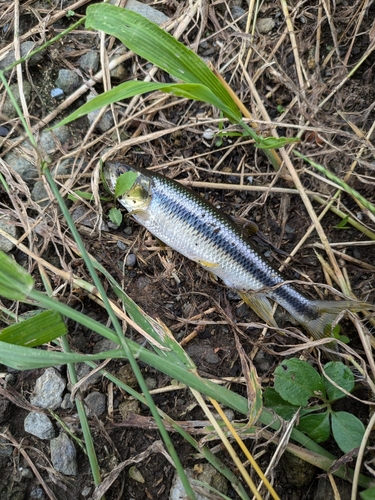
[103,162,372,354]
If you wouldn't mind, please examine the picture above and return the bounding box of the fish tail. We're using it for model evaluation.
[304,300,373,342]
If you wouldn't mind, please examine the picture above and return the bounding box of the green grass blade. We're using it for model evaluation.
[85,3,241,121]
[41,166,196,499]
[0,310,67,347]
[295,151,375,216]
[53,80,239,128]
[0,342,124,370]
[0,252,34,300]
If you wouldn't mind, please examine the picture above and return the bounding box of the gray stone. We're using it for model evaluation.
[257,17,275,33]
[61,393,74,410]
[125,253,136,267]
[31,180,49,206]
[2,81,31,119]
[111,0,170,25]
[0,217,17,252]
[4,152,38,185]
[0,41,45,70]
[109,46,129,80]
[75,362,101,391]
[78,50,99,73]
[30,368,66,410]
[230,6,247,30]
[29,487,45,500]
[72,205,109,231]
[38,126,70,154]
[92,338,119,354]
[169,465,227,500]
[84,392,106,417]
[50,433,77,476]
[86,92,114,133]
[24,412,55,439]
[55,69,80,94]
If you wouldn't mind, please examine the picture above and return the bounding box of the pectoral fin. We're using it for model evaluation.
[197,260,220,268]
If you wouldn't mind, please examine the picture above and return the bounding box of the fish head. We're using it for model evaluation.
[102,162,152,211]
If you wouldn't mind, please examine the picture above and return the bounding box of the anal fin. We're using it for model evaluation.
[239,292,278,328]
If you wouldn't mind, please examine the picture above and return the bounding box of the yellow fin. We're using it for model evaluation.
[197,260,219,268]
[239,292,278,328]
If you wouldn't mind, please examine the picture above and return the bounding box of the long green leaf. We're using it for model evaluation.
[0,251,34,300]
[53,80,239,128]
[86,3,241,121]
[0,310,67,347]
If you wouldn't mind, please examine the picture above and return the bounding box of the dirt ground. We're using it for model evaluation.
[1,0,375,499]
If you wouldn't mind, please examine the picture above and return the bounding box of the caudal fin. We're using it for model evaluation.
[303,300,373,340]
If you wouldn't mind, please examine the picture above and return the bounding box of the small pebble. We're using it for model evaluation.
[24,412,55,440]
[257,18,276,33]
[117,240,127,251]
[203,128,215,140]
[55,69,80,94]
[51,88,64,99]
[30,368,66,410]
[125,253,137,267]
[50,433,78,476]
[0,126,9,136]
[84,392,106,417]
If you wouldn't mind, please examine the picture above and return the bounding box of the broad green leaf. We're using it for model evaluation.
[274,359,325,406]
[53,81,239,128]
[108,207,122,227]
[115,171,138,198]
[297,412,330,443]
[331,411,365,453]
[85,4,241,121]
[323,362,354,402]
[360,487,375,499]
[0,251,34,300]
[263,387,298,420]
[256,136,300,150]
[0,310,67,347]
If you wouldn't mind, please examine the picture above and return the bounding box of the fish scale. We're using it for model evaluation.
[103,162,372,352]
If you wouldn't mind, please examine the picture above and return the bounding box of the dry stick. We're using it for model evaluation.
[321,0,342,63]
[279,0,306,92]
[343,0,371,66]
[351,410,375,500]
[14,0,31,131]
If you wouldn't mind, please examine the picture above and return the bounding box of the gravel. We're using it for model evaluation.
[0,217,18,252]
[84,392,106,417]
[30,368,66,410]
[2,81,31,119]
[50,433,78,476]
[24,412,55,440]
[0,41,45,70]
[55,69,81,95]
[78,50,99,73]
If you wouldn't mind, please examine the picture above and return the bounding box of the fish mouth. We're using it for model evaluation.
[101,162,134,194]
[102,161,152,210]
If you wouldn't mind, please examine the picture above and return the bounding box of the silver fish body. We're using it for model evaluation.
[103,162,370,346]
